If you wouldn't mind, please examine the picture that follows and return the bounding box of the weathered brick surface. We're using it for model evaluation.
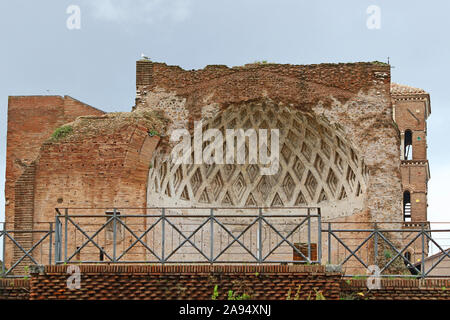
[392,86,430,223]
[5,96,104,270]
[3,61,432,275]
[136,61,402,223]
[28,265,341,300]
[341,279,450,300]
[0,279,30,300]
[2,266,450,300]
[30,121,160,263]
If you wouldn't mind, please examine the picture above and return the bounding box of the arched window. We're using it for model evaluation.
[404,130,413,160]
[403,191,411,222]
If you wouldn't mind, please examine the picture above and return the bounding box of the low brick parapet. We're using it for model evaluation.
[0,279,30,300]
[28,264,342,300]
[341,278,450,300]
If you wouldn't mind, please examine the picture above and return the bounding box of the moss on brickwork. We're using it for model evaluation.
[51,125,73,141]
[46,110,169,143]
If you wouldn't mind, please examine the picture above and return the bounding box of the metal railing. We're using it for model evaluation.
[53,207,322,265]
[0,222,53,277]
[323,221,450,278]
[1,207,450,279]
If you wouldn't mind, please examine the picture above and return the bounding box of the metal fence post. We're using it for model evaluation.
[374,222,378,266]
[421,223,425,278]
[210,208,214,263]
[49,222,53,265]
[161,208,165,264]
[54,216,59,263]
[113,208,117,262]
[307,208,311,262]
[64,208,68,264]
[317,208,322,264]
[258,208,262,263]
[328,222,332,264]
[1,222,5,275]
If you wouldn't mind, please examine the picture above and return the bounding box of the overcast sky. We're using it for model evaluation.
[0,0,449,231]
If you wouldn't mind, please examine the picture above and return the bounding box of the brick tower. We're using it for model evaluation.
[391,83,431,223]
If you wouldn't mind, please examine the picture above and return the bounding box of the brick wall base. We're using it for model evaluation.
[2,266,450,300]
[28,265,341,300]
[0,279,30,300]
[341,278,450,300]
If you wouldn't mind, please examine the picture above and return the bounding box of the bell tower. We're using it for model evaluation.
[392,83,431,222]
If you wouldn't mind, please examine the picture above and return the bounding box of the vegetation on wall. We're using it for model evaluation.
[51,125,73,141]
[46,110,169,144]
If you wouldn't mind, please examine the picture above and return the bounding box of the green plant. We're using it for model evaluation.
[227,290,251,300]
[148,129,159,137]
[371,61,389,66]
[286,285,302,300]
[211,285,219,300]
[383,249,392,259]
[314,289,326,300]
[51,125,73,140]
[286,289,292,300]
[340,293,356,300]
[294,285,302,300]
[23,266,29,280]
[351,275,368,280]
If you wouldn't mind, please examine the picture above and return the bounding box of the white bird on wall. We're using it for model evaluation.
[141,53,150,60]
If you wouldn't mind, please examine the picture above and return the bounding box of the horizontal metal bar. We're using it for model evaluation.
[55,260,322,264]
[49,214,320,218]
[55,206,321,211]
[1,230,53,233]
[341,275,450,278]
[323,229,438,232]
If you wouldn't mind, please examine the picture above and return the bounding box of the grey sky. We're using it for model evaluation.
[0,0,449,228]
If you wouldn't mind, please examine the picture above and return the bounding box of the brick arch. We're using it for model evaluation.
[147,101,369,219]
[138,61,402,222]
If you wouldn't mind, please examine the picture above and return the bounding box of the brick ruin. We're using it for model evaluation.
[3,60,430,272]
[2,265,450,301]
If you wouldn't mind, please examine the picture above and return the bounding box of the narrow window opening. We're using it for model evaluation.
[403,191,411,222]
[404,130,413,160]
[99,247,104,261]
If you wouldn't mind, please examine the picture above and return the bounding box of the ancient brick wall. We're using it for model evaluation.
[33,121,159,217]
[28,265,341,300]
[5,96,104,269]
[136,60,402,224]
[6,96,104,224]
[30,116,161,263]
[0,279,30,300]
[341,278,450,300]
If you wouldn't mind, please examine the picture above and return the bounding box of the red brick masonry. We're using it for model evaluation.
[341,278,450,300]
[28,265,341,300]
[0,279,30,300]
[2,265,450,300]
